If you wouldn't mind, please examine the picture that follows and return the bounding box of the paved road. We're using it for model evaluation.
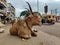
[0,23,60,45]
[34,22,60,38]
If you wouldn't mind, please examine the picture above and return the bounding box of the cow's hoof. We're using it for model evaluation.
[33,30,38,32]
[21,38,26,41]
[31,32,37,37]
[19,35,31,39]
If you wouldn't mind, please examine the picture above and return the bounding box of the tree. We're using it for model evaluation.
[20,10,30,17]
[20,10,41,18]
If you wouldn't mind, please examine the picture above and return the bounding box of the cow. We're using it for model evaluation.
[9,2,41,39]
[9,14,41,39]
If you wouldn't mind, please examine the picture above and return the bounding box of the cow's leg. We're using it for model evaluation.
[31,31,37,37]
[18,30,31,39]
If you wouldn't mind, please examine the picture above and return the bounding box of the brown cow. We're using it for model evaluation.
[9,2,41,39]
[10,19,31,39]
[9,14,41,39]
[25,13,41,36]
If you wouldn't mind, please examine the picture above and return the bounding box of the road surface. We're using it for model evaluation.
[0,23,60,45]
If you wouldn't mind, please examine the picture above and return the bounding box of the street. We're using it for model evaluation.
[0,23,60,45]
[35,22,60,38]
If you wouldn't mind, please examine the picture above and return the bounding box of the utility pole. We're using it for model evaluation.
[37,0,39,12]
[51,10,53,14]
[55,9,57,15]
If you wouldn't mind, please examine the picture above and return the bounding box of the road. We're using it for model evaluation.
[35,22,60,38]
[0,23,60,45]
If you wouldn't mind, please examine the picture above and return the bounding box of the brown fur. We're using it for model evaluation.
[11,19,16,25]
[25,13,41,36]
[10,19,31,39]
[9,13,41,39]
[25,13,41,27]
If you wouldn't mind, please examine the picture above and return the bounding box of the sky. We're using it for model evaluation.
[7,0,60,17]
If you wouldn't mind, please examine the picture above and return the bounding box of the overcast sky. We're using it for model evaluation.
[7,0,60,17]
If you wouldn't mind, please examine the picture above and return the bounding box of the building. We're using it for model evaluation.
[0,0,7,24]
[0,0,7,7]
[56,16,60,22]
[0,0,7,13]
[7,3,15,22]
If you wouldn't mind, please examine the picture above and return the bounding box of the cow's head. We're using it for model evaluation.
[25,2,41,27]
[25,13,41,28]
